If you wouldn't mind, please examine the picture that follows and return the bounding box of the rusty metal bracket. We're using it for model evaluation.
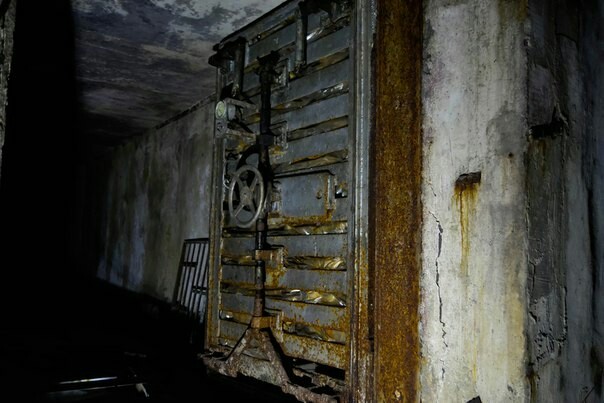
[209,37,246,97]
[250,315,272,329]
[216,125,256,141]
[215,98,258,142]
[203,328,338,403]
[215,98,258,122]
[255,248,286,288]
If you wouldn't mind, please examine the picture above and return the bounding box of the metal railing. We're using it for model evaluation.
[173,238,210,323]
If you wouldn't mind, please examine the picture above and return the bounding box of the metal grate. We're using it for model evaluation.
[173,238,210,322]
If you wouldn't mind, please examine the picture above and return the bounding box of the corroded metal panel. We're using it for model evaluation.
[372,0,423,401]
[205,0,370,400]
[205,1,378,401]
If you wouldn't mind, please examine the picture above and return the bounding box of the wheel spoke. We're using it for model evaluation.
[250,175,258,194]
[236,177,245,191]
[228,164,264,228]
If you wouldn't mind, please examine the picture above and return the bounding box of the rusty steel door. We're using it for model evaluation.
[204,1,374,401]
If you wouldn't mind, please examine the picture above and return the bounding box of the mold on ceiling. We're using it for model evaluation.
[71,0,284,143]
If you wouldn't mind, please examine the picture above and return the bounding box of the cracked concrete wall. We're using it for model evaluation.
[526,0,603,401]
[93,99,214,302]
[420,0,603,401]
[420,0,529,401]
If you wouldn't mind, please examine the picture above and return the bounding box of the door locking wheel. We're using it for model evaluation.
[228,164,265,228]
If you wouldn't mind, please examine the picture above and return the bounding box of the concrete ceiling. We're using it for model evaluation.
[72,0,284,144]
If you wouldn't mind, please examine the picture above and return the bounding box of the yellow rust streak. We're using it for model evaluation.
[268,220,348,236]
[220,283,347,307]
[285,256,346,271]
[454,173,480,278]
[273,149,348,173]
[453,173,481,383]
[282,321,347,344]
[266,289,347,307]
[280,333,347,369]
[288,116,349,141]
[373,0,423,401]
[220,310,252,325]
[221,254,256,266]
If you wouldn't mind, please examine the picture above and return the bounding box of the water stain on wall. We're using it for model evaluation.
[454,172,481,278]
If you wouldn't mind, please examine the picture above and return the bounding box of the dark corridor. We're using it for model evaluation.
[1,277,200,402]
[0,276,297,402]
[0,2,296,402]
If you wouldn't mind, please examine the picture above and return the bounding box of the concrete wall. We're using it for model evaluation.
[420,0,603,401]
[526,0,603,401]
[93,99,214,302]
[0,0,16,180]
[420,0,529,401]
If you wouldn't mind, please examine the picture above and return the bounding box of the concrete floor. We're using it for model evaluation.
[0,276,298,402]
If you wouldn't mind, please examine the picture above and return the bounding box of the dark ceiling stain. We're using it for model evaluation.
[71,0,283,143]
[231,6,264,29]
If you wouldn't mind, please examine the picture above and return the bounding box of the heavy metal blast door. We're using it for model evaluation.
[204,1,373,401]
